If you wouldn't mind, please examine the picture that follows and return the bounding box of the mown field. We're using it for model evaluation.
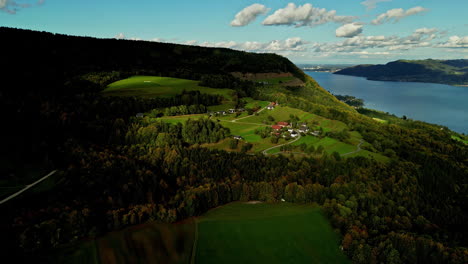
[195,202,350,264]
[102,76,235,100]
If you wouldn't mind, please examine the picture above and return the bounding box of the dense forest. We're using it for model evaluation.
[0,28,467,264]
[335,59,468,85]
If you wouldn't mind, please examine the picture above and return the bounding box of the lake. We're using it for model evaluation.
[306,71,468,134]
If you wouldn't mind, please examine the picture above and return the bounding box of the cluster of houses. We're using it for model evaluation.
[271,122,320,138]
[267,102,279,110]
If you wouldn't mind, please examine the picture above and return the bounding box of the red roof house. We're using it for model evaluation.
[272,125,282,130]
[277,122,289,127]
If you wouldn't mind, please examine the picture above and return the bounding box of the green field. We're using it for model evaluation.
[195,202,349,264]
[240,106,313,124]
[55,203,349,264]
[266,136,356,156]
[103,76,235,100]
[243,98,270,109]
[451,135,468,144]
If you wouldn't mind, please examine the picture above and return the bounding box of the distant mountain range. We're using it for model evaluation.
[299,64,353,73]
[335,59,468,86]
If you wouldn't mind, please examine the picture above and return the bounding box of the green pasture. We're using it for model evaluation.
[195,202,349,264]
[103,76,235,100]
[243,98,270,109]
[451,135,468,144]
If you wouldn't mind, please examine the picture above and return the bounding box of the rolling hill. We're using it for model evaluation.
[335,59,468,85]
[1,27,467,264]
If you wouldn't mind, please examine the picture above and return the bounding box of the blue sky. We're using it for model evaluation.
[1,0,467,64]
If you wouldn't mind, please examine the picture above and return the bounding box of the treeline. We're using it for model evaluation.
[1,27,306,97]
[199,74,261,97]
[334,94,364,108]
[163,104,207,116]
[125,117,229,147]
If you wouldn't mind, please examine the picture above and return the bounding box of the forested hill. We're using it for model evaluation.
[0,27,306,94]
[335,59,468,85]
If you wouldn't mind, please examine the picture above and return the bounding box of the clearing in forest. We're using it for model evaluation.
[195,202,350,264]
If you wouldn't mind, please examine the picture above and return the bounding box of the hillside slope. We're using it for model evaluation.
[1,27,306,92]
[335,59,468,85]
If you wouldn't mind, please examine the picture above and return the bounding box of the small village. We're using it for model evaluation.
[207,101,322,142]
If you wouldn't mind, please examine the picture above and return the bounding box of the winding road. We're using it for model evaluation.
[0,170,57,205]
[231,106,267,122]
[262,134,302,155]
[341,139,364,156]
[217,106,365,157]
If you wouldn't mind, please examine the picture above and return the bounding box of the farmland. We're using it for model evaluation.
[103,76,235,100]
[195,202,349,264]
[54,202,349,264]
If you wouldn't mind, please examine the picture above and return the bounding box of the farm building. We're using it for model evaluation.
[277,121,290,127]
[272,125,282,131]
[233,135,243,140]
[267,102,277,110]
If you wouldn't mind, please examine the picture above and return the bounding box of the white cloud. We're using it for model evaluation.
[184,40,198,46]
[314,28,439,53]
[114,33,126,40]
[372,6,428,25]
[262,3,355,27]
[436,36,468,48]
[336,23,363,38]
[199,37,309,53]
[361,0,392,10]
[230,3,270,27]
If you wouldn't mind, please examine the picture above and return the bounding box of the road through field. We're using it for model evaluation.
[0,170,57,205]
[341,139,364,156]
[262,134,302,155]
[231,106,266,122]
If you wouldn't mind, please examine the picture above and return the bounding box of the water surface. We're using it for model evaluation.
[306,71,468,133]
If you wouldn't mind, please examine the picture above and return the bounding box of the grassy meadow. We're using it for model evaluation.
[195,202,350,264]
[52,203,349,264]
[102,76,235,100]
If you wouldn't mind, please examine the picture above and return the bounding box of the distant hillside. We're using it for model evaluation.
[0,27,306,95]
[335,59,468,85]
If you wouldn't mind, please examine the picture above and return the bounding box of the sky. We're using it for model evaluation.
[1,0,467,64]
